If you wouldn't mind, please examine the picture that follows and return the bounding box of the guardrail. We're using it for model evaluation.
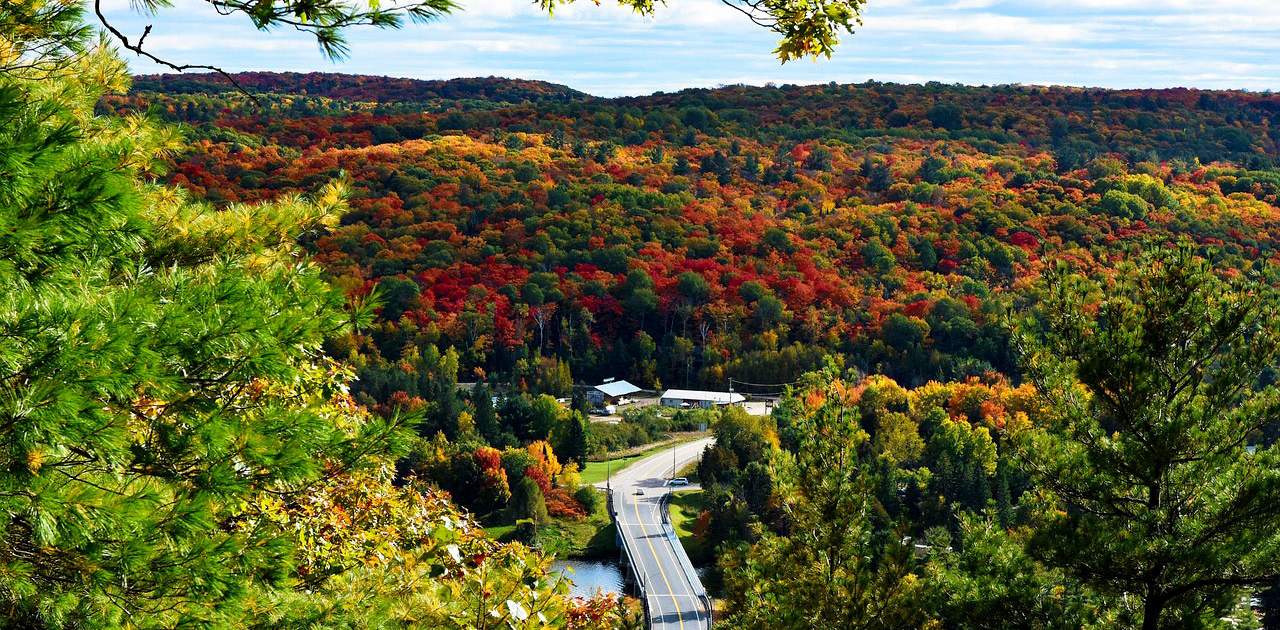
[607,489,651,628]
[658,491,713,629]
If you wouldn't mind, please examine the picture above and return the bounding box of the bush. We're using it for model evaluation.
[575,486,603,514]
[546,487,588,519]
[510,476,548,531]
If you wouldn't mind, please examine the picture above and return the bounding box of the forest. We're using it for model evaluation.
[106,71,1280,628]
[106,71,1280,399]
[7,0,1280,627]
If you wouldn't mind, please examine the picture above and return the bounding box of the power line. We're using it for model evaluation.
[728,377,802,388]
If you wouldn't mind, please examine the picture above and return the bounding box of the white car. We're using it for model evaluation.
[668,477,689,486]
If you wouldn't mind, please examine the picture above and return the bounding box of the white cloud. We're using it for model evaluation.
[387,35,564,55]
[96,0,1280,96]
[867,13,1092,43]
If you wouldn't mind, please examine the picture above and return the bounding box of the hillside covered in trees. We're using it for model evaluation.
[19,0,1280,623]
[112,72,1280,629]
[108,72,1280,404]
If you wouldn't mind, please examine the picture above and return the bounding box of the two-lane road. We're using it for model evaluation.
[597,438,713,630]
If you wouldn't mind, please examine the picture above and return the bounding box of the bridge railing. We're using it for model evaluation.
[659,491,713,628]
[606,488,651,628]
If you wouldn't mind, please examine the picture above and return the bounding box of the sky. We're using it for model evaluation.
[99,0,1280,97]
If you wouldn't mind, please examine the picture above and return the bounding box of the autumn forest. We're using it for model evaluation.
[8,2,1280,627]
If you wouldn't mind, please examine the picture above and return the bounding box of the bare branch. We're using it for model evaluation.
[92,0,256,99]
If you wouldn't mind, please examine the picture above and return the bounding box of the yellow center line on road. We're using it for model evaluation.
[631,491,686,630]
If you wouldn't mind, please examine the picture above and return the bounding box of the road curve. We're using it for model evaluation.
[597,438,713,630]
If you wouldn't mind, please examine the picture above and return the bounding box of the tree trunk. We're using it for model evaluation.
[1142,587,1164,630]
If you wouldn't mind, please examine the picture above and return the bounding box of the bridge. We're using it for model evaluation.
[600,438,714,630]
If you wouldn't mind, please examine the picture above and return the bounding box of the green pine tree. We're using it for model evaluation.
[0,21,407,628]
[993,452,1014,528]
[1017,245,1280,630]
[472,382,500,442]
[559,413,590,468]
[510,475,548,539]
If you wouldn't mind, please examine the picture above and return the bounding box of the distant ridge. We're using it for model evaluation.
[119,71,1280,169]
[132,71,1280,112]
[130,72,589,104]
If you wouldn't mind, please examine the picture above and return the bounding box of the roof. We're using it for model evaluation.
[593,379,642,397]
[660,389,746,404]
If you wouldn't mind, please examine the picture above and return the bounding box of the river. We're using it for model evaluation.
[551,559,624,598]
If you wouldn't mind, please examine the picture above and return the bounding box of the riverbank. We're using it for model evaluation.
[668,489,710,563]
[485,488,618,559]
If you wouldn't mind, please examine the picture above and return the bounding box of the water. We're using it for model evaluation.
[551,559,624,598]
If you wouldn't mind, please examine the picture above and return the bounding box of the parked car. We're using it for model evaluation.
[668,477,689,486]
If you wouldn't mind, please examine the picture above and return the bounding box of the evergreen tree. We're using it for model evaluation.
[994,453,1014,528]
[472,382,500,442]
[559,414,590,468]
[571,387,591,416]
[1017,246,1280,630]
[741,461,775,515]
[421,346,461,439]
[548,126,566,149]
[719,366,927,628]
[0,36,409,626]
[511,475,548,538]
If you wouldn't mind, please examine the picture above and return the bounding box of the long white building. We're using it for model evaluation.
[659,388,746,409]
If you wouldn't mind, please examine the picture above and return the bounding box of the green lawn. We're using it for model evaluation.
[484,489,619,559]
[535,507,618,559]
[580,434,707,486]
[667,489,709,563]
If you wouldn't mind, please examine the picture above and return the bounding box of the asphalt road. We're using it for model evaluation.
[597,438,714,630]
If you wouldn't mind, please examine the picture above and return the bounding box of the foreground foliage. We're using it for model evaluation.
[1018,247,1280,629]
[0,5,621,628]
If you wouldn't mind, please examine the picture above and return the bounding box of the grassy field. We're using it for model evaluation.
[580,434,708,485]
[667,489,709,563]
[484,488,619,559]
[536,507,618,559]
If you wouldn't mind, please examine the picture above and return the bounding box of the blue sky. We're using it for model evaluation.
[100,0,1280,97]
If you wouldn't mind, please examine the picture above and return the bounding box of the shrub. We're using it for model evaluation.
[574,486,603,514]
